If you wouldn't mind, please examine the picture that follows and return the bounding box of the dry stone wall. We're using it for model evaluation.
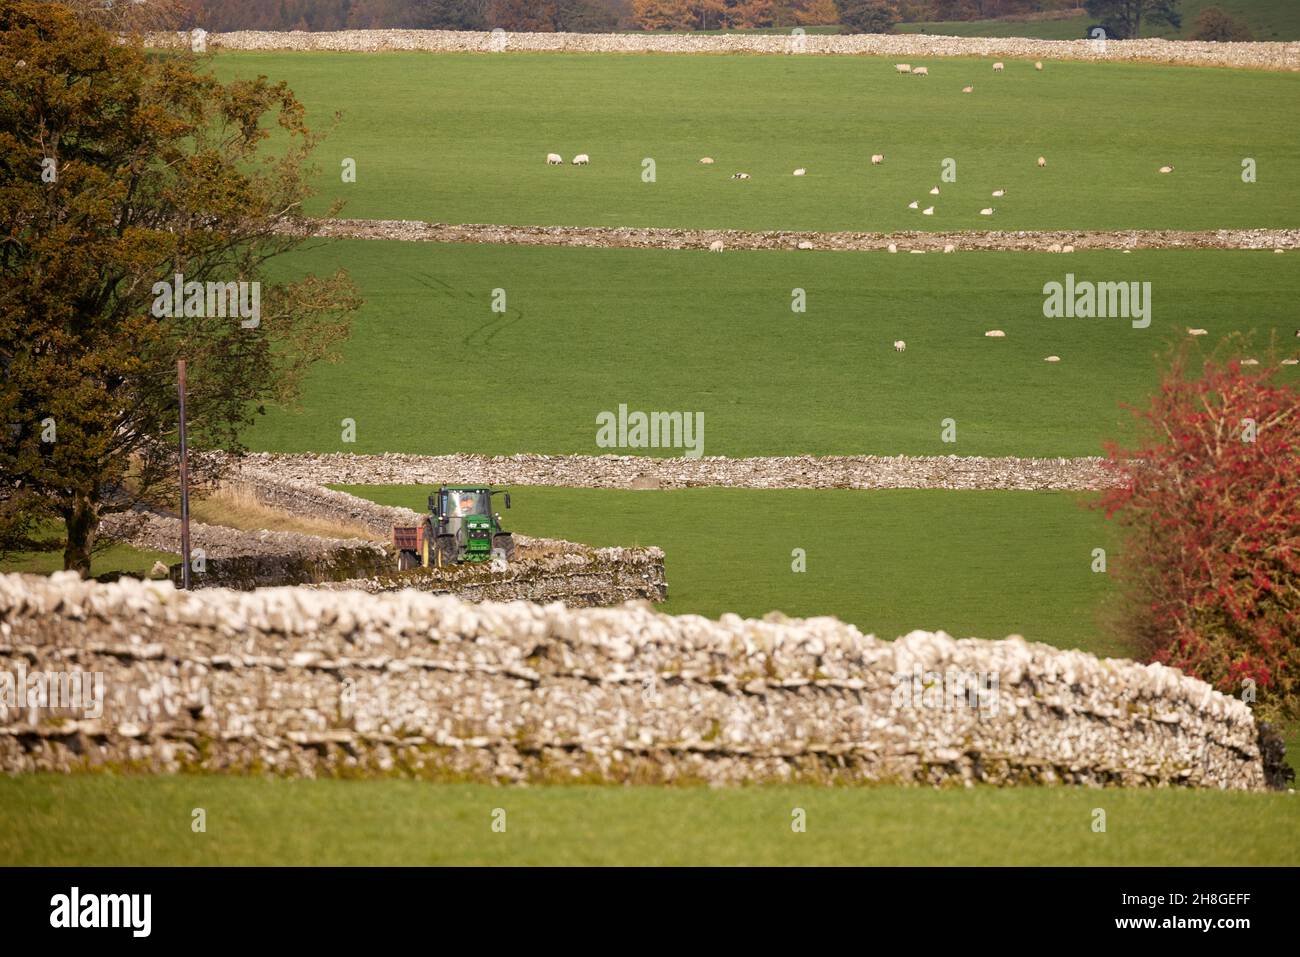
[0,572,1275,789]
[151,30,1300,71]
[295,219,1300,254]
[227,450,1121,491]
[99,509,391,589]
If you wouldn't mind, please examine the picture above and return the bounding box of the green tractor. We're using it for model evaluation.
[394,485,515,571]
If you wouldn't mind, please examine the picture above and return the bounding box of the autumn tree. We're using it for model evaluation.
[1099,340,1299,719]
[1190,5,1251,41]
[0,1,360,574]
[59,0,189,31]
[1084,0,1180,38]
[835,0,899,32]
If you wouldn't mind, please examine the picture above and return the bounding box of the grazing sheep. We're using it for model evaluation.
[887,243,898,253]
[1035,61,1044,70]
[1037,156,1047,167]
[913,66,929,76]
[731,172,750,180]
[993,62,1004,72]
[793,168,806,176]
[1295,329,1300,337]
[546,153,563,165]
[929,186,940,195]
[572,154,590,165]
[1282,358,1299,366]
[1044,355,1061,363]
[1048,243,1063,253]
[992,189,1005,197]
[1276,249,1286,254]
[979,207,994,216]
[797,240,814,250]
[709,240,724,253]
[895,63,912,74]
[1187,328,1208,336]
[699,157,715,165]
[1158,165,1174,174]
[922,206,934,216]
[908,200,919,209]
[1062,244,1075,253]
[1241,358,1259,366]
[985,330,1006,338]
[893,340,906,352]
[943,244,956,253]
[962,85,974,93]
[871,154,884,165]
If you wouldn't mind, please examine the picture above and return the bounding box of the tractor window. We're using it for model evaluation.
[447,491,488,517]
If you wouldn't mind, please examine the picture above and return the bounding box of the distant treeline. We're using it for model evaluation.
[172,1,1080,32]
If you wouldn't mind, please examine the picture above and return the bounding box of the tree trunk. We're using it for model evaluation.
[62,495,99,578]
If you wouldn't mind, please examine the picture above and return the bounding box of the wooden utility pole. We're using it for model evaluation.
[177,359,192,590]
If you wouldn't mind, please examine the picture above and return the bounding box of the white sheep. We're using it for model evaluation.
[793,168,806,176]
[1037,156,1047,167]
[1044,355,1061,363]
[1035,61,1044,71]
[907,200,919,209]
[887,243,898,253]
[893,340,906,352]
[929,186,940,195]
[572,154,590,165]
[871,154,884,165]
[912,66,929,76]
[1282,358,1299,366]
[992,189,1005,197]
[1241,358,1259,366]
[546,153,563,165]
[922,206,934,216]
[709,240,724,253]
[699,157,715,165]
[1158,165,1174,174]
[731,172,750,180]
[895,63,911,74]
[1061,244,1075,253]
[979,207,994,216]
[993,62,1004,72]
[796,240,814,250]
[1187,328,1208,336]
[943,244,956,253]
[962,85,974,93]
[985,330,1006,338]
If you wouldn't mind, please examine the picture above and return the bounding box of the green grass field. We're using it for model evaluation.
[2,776,1293,865]
[246,241,1300,458]
[211,52,1300,232]
[343,484,1126,654]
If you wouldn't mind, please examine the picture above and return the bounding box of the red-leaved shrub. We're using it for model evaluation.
[1100,340,1300,718]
